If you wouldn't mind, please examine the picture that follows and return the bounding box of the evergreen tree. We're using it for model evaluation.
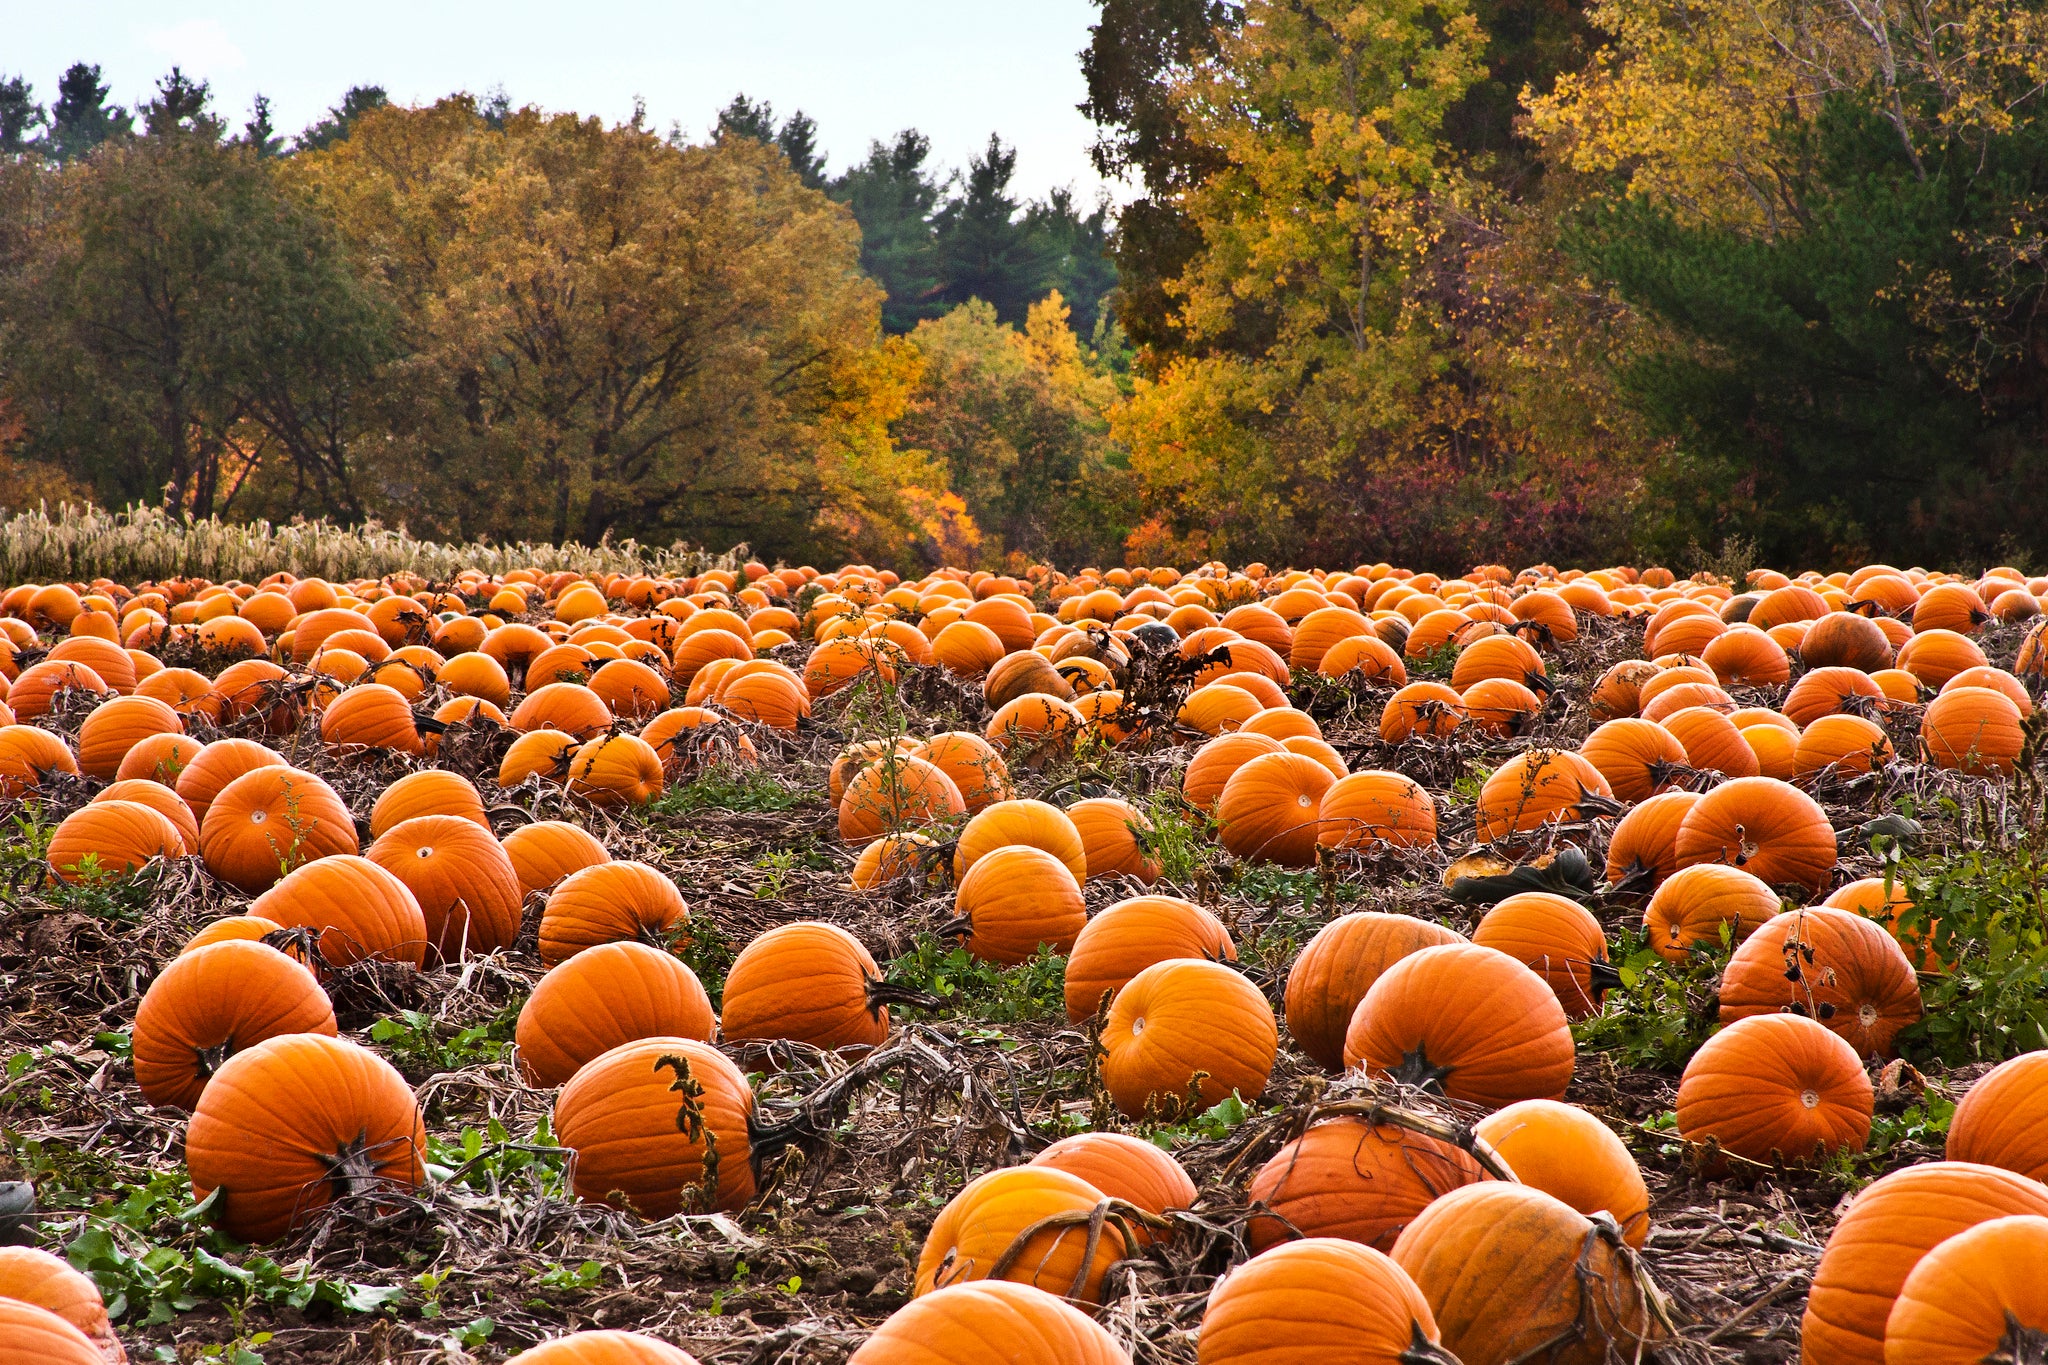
[831,130,945,333]
[776,110,827,190]
[297,85,388,151]
[242,94,283,157]
[481,85,513,130]
[1026,188,1118,336]
[143,69,221,141]
[0,76,44,155]
[714,94,778,143]
[933,135,1058,325]
[45,62,132,163]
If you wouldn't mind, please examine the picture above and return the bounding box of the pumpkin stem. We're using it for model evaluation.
[1603,858,1659,900]
[1996,1311,2048,1365]
[319,1133,392,1205]
[1588,959,1624,996]
[1399,1322,1465,1365]
[863,977,944,1017]
[1391,1047,1451,1094]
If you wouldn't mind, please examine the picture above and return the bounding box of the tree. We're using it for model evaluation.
[242,94,284,157]
[0,77,44,155]
[296,85,387,151]
[45,63,131,163]
[832,131,946,333]
[777,111,828,190]
[1026,188,1119,337]
[144,69,221,140]
[714,93,778,144]
[933,135,1060,324]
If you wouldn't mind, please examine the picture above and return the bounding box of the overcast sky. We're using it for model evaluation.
[8,1,1127,202]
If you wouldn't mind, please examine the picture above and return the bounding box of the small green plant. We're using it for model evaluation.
[1572,926,1729,1070]
[425,1116,569,1197]
[368,1005,518,1076]
[646,766,804,816]
[884,937,1067,1023]
[1134,790,1213,886]
[532,1260,604,1292]
[1889,840,2048,1065]
[1449,762,1493,807]
[1140,1092,1269,1147]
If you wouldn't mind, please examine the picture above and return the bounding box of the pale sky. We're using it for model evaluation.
[6,1,1128,202]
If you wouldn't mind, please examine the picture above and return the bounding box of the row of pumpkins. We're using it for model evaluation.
[0,557,2045,1364]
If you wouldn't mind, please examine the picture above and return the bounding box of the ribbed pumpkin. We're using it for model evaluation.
[1785,666,1887,727]
[1801,612,1894,672]
[1285,913,1465,1072]
[951,845,1086,965]
[133,940,337,1110]
[113,729,203,786]
[1216,750,1337,866]
[1675,1012,1872,1165]
[1473,1100,1649,1247]
[1659,705,1760,778]
[498,728,580,786]
[984,693,1085,760]
[185,1034,426,1244]
[366,815,522,962]
[175,737,287,827]
[1181,732,1285,811]
[318,682,421,754]
[1947,1051,2048,1180]
[1642,861,1780,961]
[0,1247,124,1364]
[1672,776,1838,892]
[1473,750,1612,843]
[1921,685,2025,775]
[720,922,891,1052]
[1587,660,1658,722]
[1391,1183,1663,1365]
[46,800,185,882]
[538,860,689,966]
[1100,958,1278,1116]
[1471,892,1616,1019]
[566,733,666,806]
[1896,626,1987,687]
[952,799,1089,883]
[198,766,358,893]
[913,732,1013,813]
[1030,1132,1196,1237]
[502,820,611,897]
[1315,770,1436,850]
[914,1166,1126,1303]
[1792,713,1894,784]
[1246,1115,1486,1252]
[0,724,78,796]
[1198,1238,1454,1365]
[585,657,671,721]
[1802,1161,2048,1365]
[75,694,182,781]
[5,660,109,719]
[849,1280,1131,1365]
[368,769,488,839]
[1883,1215,2048,1365]
[182,914,287,955]
[1379,681,1465,742]
[515,942,714,1087]
[1578,718,1686,802]
[1603,789,1701,890]
[1063,796,1160,883]
[249,853,429,969]
[838,755,967,845]
[1343,943,1574,1108]
[0,1299,108,1365]
[553,1037,755,1215]
[503,1331,704,1365]
[1063,895,1235,1023]
[1717,907,1921,1058]
[509,682,613,739]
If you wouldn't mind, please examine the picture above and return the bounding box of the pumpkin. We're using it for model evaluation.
[1470,892,1617,1020]
[1285,913,1465,1071]
[1947,1051,2048,1179]
[585,658,670,721]
[1672,776,1838,892]
[566,733,666,806]
[0,1247,123,1363]
[1100,958,1277,1116]
[1216,751,1337,865]
[1177,681,1263,735]
[1659,705,1760,778]
[1181,732,1285,811]
[1315,770,1436,850]
[848,1280,1131,1365]
[368,769,488,839]
[1588,660,1659,721]
[1198,1238,1454,1365]
[516,942,715,1087]
[185,1033,426,1244]
[838,755,967,845]
[175,738,287,827]
[952,799,1088,884]
[502,820,611,897]
[0,1300,107,1365]
[1802,1161,2048,1365]
[914,1166,1127,1303]
[1030,1132,1196,1238]
[319,682,421,754]
[1578,718,1686,802]
[0,724,77,796]
[1701,625,1789,686]
[509,682,614,740]
[913,732,1013,813]
[1064,796,1160,883]
[538,860,689,966]
[133,940,337,1111]
[951,845,1086,965]
[1675,1012,1872,1164]
[502,1331,703,1365]
[197,766,358,893]
[1642,862,1779,961]
[6,660,109,719]
[1344,943,1574,1109]
[1896,628,1987,688]
[553,1037,755,1215]
[113,730,203,786]
[850,830,943,889]
[1603,789,1700,890]
[720,922,891,1052]
[1792,713,1894,784]
[1921,685,2025,775]
[1379,682,1465,742]
[1882,1215,2048,1365]
[249,854,430,969]
[1473,750,1612,842]
[1064,895,1235,1023]
[1801,612,1894,672]
[1717,907,1922,1057]
[366,815,523,962]
[1319,635,1410,685]
[719,667,810,730]
[1640,679,1736,723]
[182,914,288,955]
[930,621,1009,679]
[1246,1115,1486,1252]
[46,801,185,882]
[1785,666,1887,727]
[75,694,182,781]
[1391,1182,1662,1365]
[1472,1100,1649,1247]
[498,728,580,786]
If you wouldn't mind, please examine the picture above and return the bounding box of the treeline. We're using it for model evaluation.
[0,67,1132,570]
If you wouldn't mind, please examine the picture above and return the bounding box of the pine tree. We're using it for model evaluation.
[45,63,132,163]
[144,69,221,141]
[297,85,388,151]
[831,131,946,333]
[714,94,777,143]
[933,135,1058,325]
[0,76,45,155]
[776,110,827,190]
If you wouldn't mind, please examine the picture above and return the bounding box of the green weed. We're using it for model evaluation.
[646,766,804,816]
[1571,926,1729,1071]
[884,936,1067,1024]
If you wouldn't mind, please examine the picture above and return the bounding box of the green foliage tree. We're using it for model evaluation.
[833,131,947,334]
[44,63,132,163]
[0,77,45,155]
[295,85,387,152]
[932,135,1061,326]
[242,94,284,158]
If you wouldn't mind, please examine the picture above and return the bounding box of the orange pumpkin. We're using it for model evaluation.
[1344,943,1574,1109]
[1246,1115,1485,1252]
[1603,789,1700,890]
[553,1037,754,1216]
[1064,895,1235,1023]
[1474,1099,1649,1247]
[1471,892,1616,1020]
[1675,1012,1872,1164]
[913,1166,1126,1304]
[198,766,357,893]
[249,854,430,969]
[538,860,689,966]
[1099,958,1277,1115]
[1198,1238,1450,1365]
[1285,913,1464,1072]
[1717,907,1921,1058]
[951,845,1086,965]
[133,940,337,1110]
[1882,1214,2048,1365]
[1216,750,1336,865]
[1948,1051,2048,1180]
[515,942,715,1087]
[719,922,892,1053]
[501,820,611,897]
[365,815,523,962]
[848,1281,1130,1364]
[1642,862,1780,961]
[1672,776,1837,892]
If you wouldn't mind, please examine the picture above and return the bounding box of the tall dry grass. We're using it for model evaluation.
[0,503,735,584]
